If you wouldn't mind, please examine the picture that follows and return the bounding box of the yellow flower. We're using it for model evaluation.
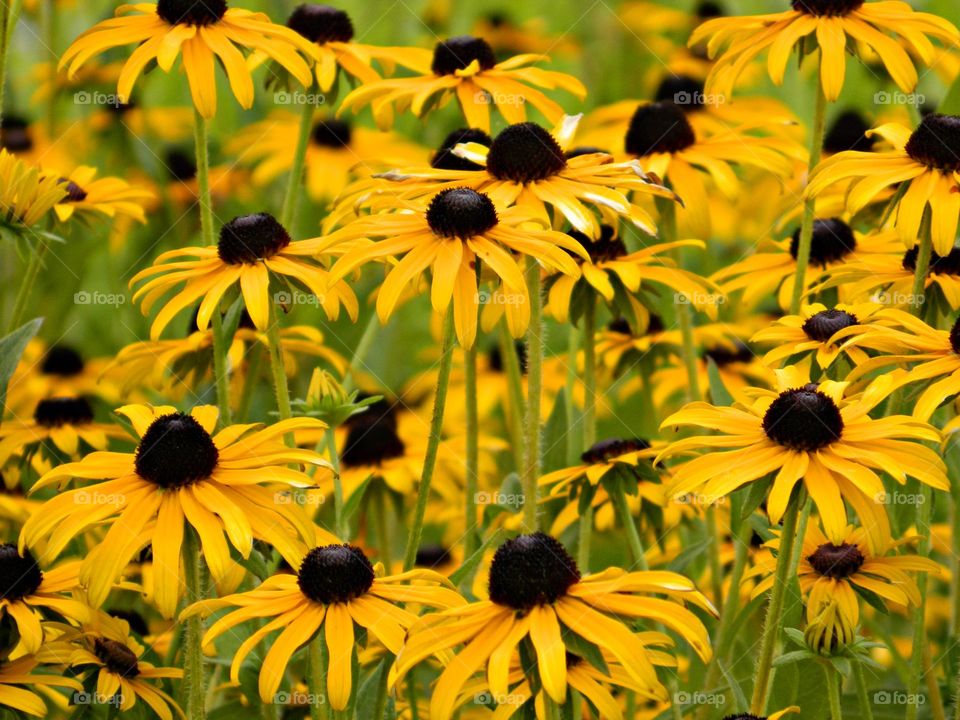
[393,532,712,720]
[130,212,358,338]
[0,149,66,227]
[47,166,153,224]
[20,403,332,617]
[807,116,960,255]
[181,544,464,711]
[691,0,958,101]
[58,1,321,118]
[0,654,82,716]
[658,365,947,549]
[339,36,586,132]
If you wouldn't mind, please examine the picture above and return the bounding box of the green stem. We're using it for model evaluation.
[280,94,315,232]
[0,0,14,130]
[236,345,263,422]
[853,663,874,720]
[749,492,803,715]
[706,506,724,614]
[182,528,208,720]
[565,323,581,466]
[266,302,292,421]
[464,337,480,558]
[193,110,232,426]
[342,312,379,393]
[7,239,46,333]
[326,427,346,539]
[909,209,933,313]
[825,664,843,720]
[609,478,647,570]
[658,198,700,400]
[371,657,390,720]
[41,0,56,137]
[499,319,525,470]
[522,260,545,531]
[906,484,933,720]
[402,312,455,570]
[372,484,392,566]
[577,501,594,573]
[582,296,597,447]
[308,633,329,720]
[790,74,829,314]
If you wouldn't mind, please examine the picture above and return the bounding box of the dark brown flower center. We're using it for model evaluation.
[950,315,960,355]
[0,117,32,153]
[762,384,844,451]
[802,309,859,342]
[134,413,219,489]
[0,545,42,601]
[57,178,87,202]
[808,542,865,578]
[297,545,374,603]
[486,122,567,183]
[311,119,352,148]
[426,188,498,239]
[165,149,197,182]
[721,715,765,720]
[824,110,875,155]
[287,4,354,43]
[156,0,227,25]
[431,36,496,75]
[217,213,291,264]
[580,438,650,464]
[790,218,856,267]
[340,400,406,467]
[41,345,84,376]
[487,341,528,374]
[655,75,706,112]
[415,544,451,568]
[792,0,863,16]
[33,397,94,428]
[903,246,960,276]
[569,226,626,264]
[488,532,580,611]
[905,114,960,173]
[432,128,492,171]
[625,101,696,156]
[93,638,140,678]
[703,340,753,367]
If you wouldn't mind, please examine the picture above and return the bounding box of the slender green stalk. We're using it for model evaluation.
[577,501,594,573]
[266,302,292,421]
[582,296,597,447]
[705,506,723,614]
[41,0,56,136]
[236,345,263,422]
[658,199,700,400]
[342,312,379,393]
[790,74,829,314]
[402,312,456,570]
[182,528,208,720]
[370,657,390,720]
[749,493,803,715]
[464,337,480,558]
[825,664,843,720]
[922,645,946,720]
[609,479,648,570]
[522,260,545,531]
[499,319,525,470]
[0,0,14,130]
[7,238,46,333]
[853,663,874,720]
[307,633,328,720]
[909,210,933,312]
[193,110,232,426]
[326,427,346,539]
[280,94,315,232]
[565,323,581,466]
[372,484,392,566]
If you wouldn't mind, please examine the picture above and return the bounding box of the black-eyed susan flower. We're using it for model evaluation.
[658,365,947,547]
[37,612,182,719]
[58,1,322,118]
[749,523,939,628]
[721,710,800,720]
[229,113,425,202]
[0,396,129,469]
[751,302,885,369]
[312,188,586,347]
[0,654,82,716]
[546,226,722,323]
[392,532,713,720]
[339,35,586,132]
[712,220,902,310]
[47,166,153,225]
[0,545,89,653]
[0,149,66,228]
[181,544,464,711]
[807,115,960,255]
[353,117,677,239]
[540,438,658,496]
[20,403,331,617]
[130,212,358,338]
[691,0,958,101]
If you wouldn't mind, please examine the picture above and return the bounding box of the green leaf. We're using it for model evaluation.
[560,625,609,676]
[0,318,42,410]
[705,357,734,407]
[542,388,569,473]
[356,656,390,720]
[942,71,960,114]
[450,528,502,591]
[341,475,373,527]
